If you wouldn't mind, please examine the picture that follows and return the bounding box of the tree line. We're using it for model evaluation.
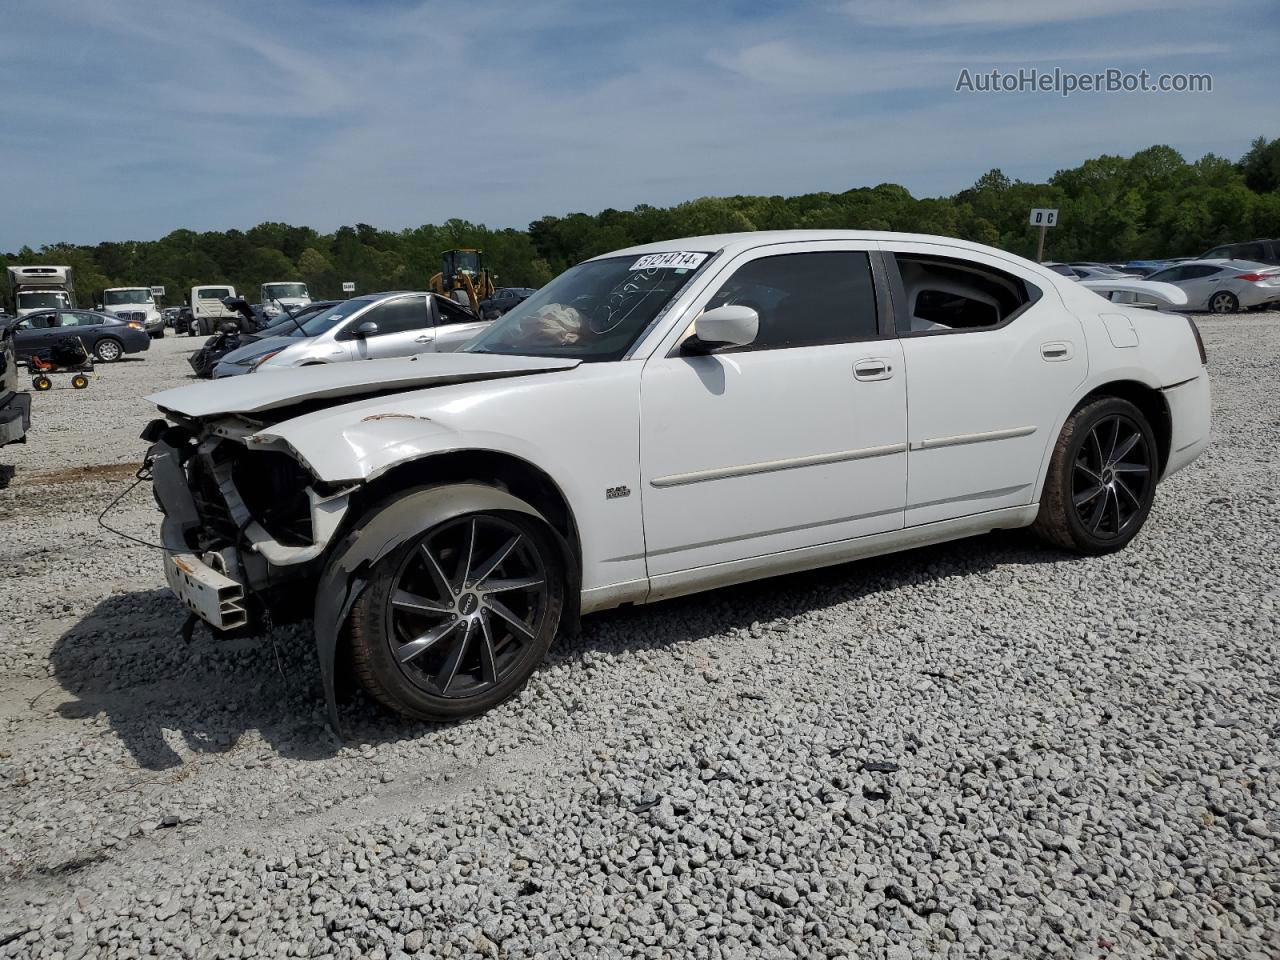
[4,137,1278,308]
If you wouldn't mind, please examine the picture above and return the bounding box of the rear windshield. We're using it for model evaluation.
[196,288,231,300]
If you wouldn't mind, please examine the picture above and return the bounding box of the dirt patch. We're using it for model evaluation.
[17,462,141,487]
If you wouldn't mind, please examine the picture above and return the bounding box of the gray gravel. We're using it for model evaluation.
[1,317,1278,959]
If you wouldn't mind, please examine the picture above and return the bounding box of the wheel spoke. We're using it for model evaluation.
[1111,432,1140,464]
[477,576,544,595]
[485,596,535,639]
[1087,488,1108,532]
[1112,460,1150,475]
[1115,476,1143,509]
[1088,429,1105,472]
[472,535,522,586]
[436,619,473,693]
[1073,485,1105,508]
[477,611,499,684]
[418,542,456,600]
[1105,417,1121,463]
[1074,460,1101,482]
[455,518,478,591]
[398,618,462,664]
[392,589,452,616]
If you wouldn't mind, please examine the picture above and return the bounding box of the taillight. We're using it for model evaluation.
[1186,317,1207,365]
[1234,272,1271,282]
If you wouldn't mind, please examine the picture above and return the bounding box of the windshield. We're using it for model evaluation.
[103,289,153,305]
[465,253,709,361]
[17,291,71,309]
[264,283,308,299]
[195,288,231,300]
[295,298,371,337]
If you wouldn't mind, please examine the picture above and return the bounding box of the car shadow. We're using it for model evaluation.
[47,530,1068,769]
[559,527,1064,664]
[48,589,347,770]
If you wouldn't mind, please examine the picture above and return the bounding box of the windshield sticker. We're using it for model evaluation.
[630,252,708,271]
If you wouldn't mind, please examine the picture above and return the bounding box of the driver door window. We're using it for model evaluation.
[350,296,433,361]
[360,296,429,336]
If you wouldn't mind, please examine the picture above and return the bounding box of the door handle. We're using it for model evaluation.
[1041,341,1073,361]
[414,335,432,343]
[853,358,893,381]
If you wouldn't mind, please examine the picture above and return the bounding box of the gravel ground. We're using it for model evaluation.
[1,317,1277,960]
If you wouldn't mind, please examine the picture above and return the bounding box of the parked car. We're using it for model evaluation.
[1200,238,1280,267]
[13,309,151,362]
[1121,260,1171,278]
[1042,262,1079,279]
[212,292,487,377]
[1144,259,1280,313]
[0,316,31,448]
[1067,265,1142,281]
[478,287,537,320]
[172,306,194,335]
[188,300,346,379]
[144,230,1210,727]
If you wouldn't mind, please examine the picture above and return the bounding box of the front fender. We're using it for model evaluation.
[313,482,545,734]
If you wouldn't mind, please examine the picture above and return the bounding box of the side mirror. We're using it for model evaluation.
[355,320,378,337]
[685,305,759,352]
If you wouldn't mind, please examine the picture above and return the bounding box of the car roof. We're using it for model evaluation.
[590,230,1071,282]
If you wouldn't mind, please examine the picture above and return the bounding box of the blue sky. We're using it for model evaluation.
[0,0,1274,249]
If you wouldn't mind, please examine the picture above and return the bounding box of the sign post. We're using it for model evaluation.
[341,281,356,294]
[1029,208,1059,262]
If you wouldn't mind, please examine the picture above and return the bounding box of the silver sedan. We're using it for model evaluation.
[214,292,489,377]
[1145,259,1280,313]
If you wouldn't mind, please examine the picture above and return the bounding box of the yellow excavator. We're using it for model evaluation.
[429,248,495,315]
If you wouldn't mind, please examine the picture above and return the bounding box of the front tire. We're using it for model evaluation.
[348,502,565,721]
[1208,291,1238,314]
[1033,396,1158,554]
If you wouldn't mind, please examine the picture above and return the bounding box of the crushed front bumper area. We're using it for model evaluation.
[145,419,352,631]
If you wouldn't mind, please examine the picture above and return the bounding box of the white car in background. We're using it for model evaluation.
[144,231,1211,727]
[212,291,489,377]
[1144,259,1280,313]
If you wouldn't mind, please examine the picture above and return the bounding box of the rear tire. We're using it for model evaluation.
[93,337,123,362]
[32,375,52,391]
[1033,396,1158,554]
[348,496,565,722]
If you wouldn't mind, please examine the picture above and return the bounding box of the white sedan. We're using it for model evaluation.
[144,231,1211,726]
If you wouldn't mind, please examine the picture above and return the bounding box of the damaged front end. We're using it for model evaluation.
[143,414,354,632]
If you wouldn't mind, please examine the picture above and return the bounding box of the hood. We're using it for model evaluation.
[149,351,582,418]
[217,334,295,368]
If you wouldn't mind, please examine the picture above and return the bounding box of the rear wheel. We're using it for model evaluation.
[71,374,89,389]
[1208,291,1238,314]
[94,337,123,362]
[1033,396,1157,554]
[349,504,564,721]
[32,375,52,391]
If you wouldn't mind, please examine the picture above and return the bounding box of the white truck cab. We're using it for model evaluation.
[101,287,165,337]
[7,265,75,317]
[260,281,311,320]
[189,285,239,336]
